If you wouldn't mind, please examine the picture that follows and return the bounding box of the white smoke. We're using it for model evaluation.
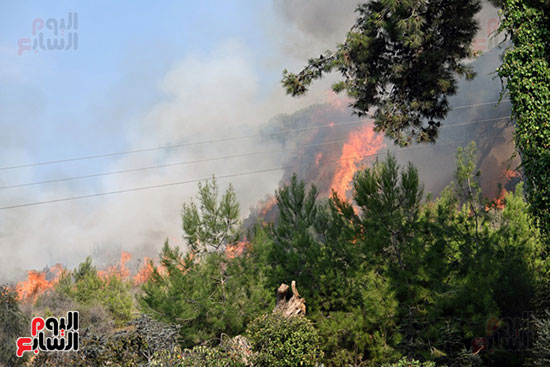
[0,39,335,282]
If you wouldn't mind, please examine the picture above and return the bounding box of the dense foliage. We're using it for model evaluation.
[496,0,550,240]
[246,314,323,367]
[138,147,547,366]
[282,0,481,145]
[50,257,135,325]
[528,310,550,367]
[2,1,549,365]
[0,286,27,367]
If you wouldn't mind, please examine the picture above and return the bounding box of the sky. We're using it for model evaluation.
[0,1,503,281]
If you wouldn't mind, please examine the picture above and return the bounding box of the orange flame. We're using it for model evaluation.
[331,124,385,198]
[225,241,251,259]
[133,257,154,285]
[15,264,65,303]
[258,196,277,217]
[495,190,507,209]
[491,169,520,210]
[16,252,170,302]
[504,169,520,180]
[98,251,131,280]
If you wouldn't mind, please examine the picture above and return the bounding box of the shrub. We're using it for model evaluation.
[151,345,245,367]
[383,357,436,367]
[246,314,323,367]
[0,285,27,367]
[528,310,550,367]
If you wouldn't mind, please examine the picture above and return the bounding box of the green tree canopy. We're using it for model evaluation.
[282,0,481,145]
[182,177,240,254]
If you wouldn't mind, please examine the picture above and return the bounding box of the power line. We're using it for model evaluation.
[0,140,469,210]
[0,139,349,190]
[451,100,510,110]
[1,115,510,191]
[0,119,365,171]
[0,116,511,191]
[0,167,289,210]
[442,116,510,128]
[0,100,510,171]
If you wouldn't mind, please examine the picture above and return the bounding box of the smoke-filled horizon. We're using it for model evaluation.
[0,1,511,283]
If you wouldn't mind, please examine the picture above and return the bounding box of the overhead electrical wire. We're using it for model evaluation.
[0,115,511,191]
[450,99,510,110]
[0,100,511,172]
[440,116,510,128]
[0,120,365,171]
[0,139,350,190]
[0,139,474,210]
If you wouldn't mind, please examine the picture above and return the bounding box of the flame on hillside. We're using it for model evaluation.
[97,251,131,280]
[489,169,521,210]
[330,124,385,198]
[15,264,64,302]
[15,252,167,303]
[133,257,154,285]
[226,240,251,259]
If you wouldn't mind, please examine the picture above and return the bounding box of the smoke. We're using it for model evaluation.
[269,0,359,60]
[0,39,335,282]
[271,0,503,60]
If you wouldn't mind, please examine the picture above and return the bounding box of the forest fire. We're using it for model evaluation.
[330,124,385,198]
[97,251,132,280]
[14,244,255,304]
[259,196,277,217]
[14,252,160,303]
[495,190,507,209]
[226,240,251,259]
[15,264,64,303]
[133,257,154,285]
[494,169,521,209]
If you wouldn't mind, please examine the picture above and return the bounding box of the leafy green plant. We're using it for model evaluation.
[383,357,436,367]
[182,176,241,254]
[0,285,27,367]
[496,0,550,241]
[246,314,323,367]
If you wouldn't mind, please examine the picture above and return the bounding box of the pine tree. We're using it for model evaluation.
[282,0,481,145]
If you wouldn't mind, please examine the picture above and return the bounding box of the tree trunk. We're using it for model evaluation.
[273,280,306,317]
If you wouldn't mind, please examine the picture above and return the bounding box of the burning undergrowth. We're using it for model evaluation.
[14,241,255,305]
[14,252,157,304]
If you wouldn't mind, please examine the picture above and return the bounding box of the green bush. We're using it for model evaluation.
[151,345,245,367]
[383,357,436,367]
[528,310,550,367]
[0,285,27,367]
[246,314,323,367]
